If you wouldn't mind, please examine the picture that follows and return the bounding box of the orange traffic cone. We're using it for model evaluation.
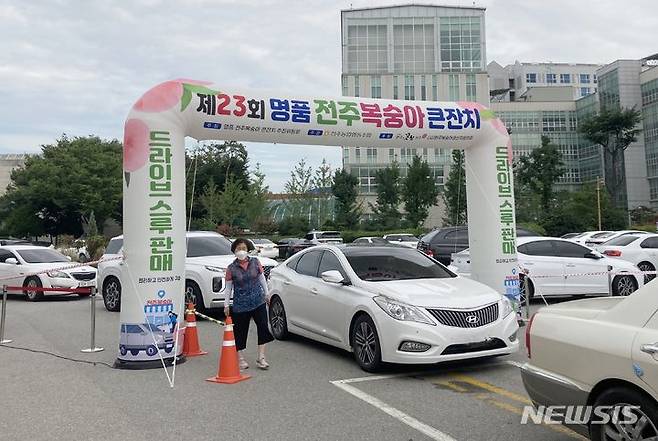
[206,316,251,384]
[183,303,207,357]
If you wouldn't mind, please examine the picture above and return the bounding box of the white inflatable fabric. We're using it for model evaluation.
[120,79,520,365]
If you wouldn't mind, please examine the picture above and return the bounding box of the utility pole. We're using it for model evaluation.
[596,176,602,230]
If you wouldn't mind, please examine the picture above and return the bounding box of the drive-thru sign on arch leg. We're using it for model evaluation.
[119,79,519,367]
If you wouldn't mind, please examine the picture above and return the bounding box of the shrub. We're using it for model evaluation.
[85,235,108,261]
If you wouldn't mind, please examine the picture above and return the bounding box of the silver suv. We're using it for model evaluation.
[119,323,174,357]
[304,230,343,245]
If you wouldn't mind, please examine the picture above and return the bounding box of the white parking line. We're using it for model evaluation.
[331,380,457,441]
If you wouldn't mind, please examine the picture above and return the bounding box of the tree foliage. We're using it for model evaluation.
[515,136,565,211]
[332,169,361,229]
[371,162,401,229]
[579,107,642,208]
[284,158,313,220]
[402,156,439,228]
[442,150,467,225]
[312,159,334,228]
[0,135,122,238]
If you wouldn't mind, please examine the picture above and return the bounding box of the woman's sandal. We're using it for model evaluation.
[239,357,249,370]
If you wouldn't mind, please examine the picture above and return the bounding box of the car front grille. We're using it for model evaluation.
[441,338,507,355]
[263,266,273,279]
[426,302,499,328]
[70,272,96,281]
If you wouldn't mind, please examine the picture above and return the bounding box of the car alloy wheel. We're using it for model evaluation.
[24,277,43,301]
[613,275,637,297]
[103,278,121,312]
[597,404,658,441]
[269,297,288,340]
[352,315,382,372]
[638,262,656,284]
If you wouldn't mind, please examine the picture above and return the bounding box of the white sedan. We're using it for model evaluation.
[98,232,277,312]
[250,238,279,259]
[522,280,658,438]
[383,233,419,248]
[584,230,650,248]
[0,245,97,301]
[268,244,519,372]
[597,233,658,283]
[450,237,644,298]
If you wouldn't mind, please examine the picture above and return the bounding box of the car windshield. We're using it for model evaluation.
[591,232,614,239]
[603,235,640,246]
[105,238,123,254]
[17,248,69,263]
[143,323,165,332]
[343,247,454,281]
[186,236,233,257]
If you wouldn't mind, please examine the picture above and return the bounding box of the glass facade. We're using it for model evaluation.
[431,74,438,100]
[465,73,476,101]
[354,75,360,97]
[371,75,382,98]
[439,16,482,72]
[449,74,460,101]
[598,69,620,110]
[404,74,415,100]
[393,23,435,73]
[496,109,581,186]
[346,24,388,74]
[575,93,603,183]
[642,77,658,202]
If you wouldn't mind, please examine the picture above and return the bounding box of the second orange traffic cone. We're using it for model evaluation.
[183,303,207,357]
[206,316,251,384]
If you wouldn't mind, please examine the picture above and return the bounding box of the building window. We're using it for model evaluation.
[465,73,476,101]
[346,24,388,74]
[342,76,348,96]
[371,75,381,99]
[420,75,427,101]
[593,74,597,84]
[449,74,460,101]
[342,147,349,162]
[393,23,435,73]
[354,75,360,97]
[422,148,428,161]
[393,75,399,99]
[526,73,537,83]
[389,148,396,162]
[366,148,377,164]
[439,16,482,72]
[404,75,415,100]
[431,74,438,101]
[580,74,590,84]
[355,147,361,163]
[560,74,571,84]
[580,87,591,97]
[547,73,556,84]
[401,148,417,163]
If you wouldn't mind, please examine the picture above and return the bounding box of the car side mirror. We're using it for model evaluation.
[321,270,345,284]
[5,258,18,265]
[584,252,602,259]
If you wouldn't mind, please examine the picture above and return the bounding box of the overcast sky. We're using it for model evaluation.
[0,0,655,191]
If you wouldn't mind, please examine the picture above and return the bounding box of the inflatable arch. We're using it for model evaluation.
[119,79,519,366]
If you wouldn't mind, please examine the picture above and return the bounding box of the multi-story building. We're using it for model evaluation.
[0,154,26,195]
[641,61,658,207]
[340,4,490,226]
[488,61,602,102]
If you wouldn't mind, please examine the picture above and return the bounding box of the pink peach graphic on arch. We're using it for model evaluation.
[458,101,513,163]
[123,118,150,172]
[132,79,213,113]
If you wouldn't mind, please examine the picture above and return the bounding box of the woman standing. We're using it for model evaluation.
[223,238,274,370]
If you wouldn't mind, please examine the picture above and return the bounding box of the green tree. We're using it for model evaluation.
[312,159,334,228]
[371,162,401,229]
[284,158,313,220]
[515,136,565,212]
[1,135,122,238]
[199,176,247,228]
[402,156,439,228]
[244,163,270,227]
[579,107,642,209]
[442,150,467,225]
[332,169,361,229]
[186,141,250,221]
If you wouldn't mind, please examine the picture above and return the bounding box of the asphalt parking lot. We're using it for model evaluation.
[0,294,587,441]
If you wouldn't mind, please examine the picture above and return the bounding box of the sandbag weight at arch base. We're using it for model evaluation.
[119,79,520,367]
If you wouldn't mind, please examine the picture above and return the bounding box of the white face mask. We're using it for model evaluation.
[235,250,248,261]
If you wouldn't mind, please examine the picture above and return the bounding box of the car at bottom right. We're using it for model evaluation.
[522,281,658,439]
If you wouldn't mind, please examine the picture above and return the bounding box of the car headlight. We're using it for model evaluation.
[501,296,514,318]
[204,266,225,274]
[373,296,435,325]
[47,271,70,278]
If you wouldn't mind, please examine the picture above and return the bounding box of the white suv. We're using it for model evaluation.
[305,230,343,245]
[98,231,278,312]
